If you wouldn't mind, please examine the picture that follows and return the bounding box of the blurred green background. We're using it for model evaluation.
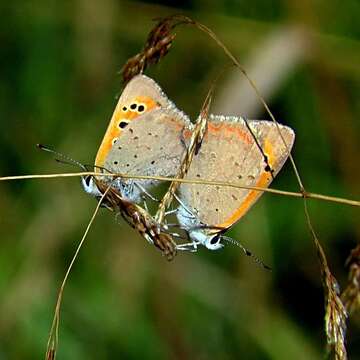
[0,1,359,359]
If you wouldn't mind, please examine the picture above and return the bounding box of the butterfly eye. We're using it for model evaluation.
[84,175,91,187]
[210,234,221,246]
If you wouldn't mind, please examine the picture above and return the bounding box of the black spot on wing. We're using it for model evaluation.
[119,121,128,129]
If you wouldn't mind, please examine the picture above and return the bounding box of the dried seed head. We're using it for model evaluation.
[341,244,360,315]
[121,15,194,83]
[325,272,348,360]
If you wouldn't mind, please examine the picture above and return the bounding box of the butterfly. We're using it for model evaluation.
[83,74,192,204]
[175,115,295,251]
[81,74,198,260]
[83,74,295,259]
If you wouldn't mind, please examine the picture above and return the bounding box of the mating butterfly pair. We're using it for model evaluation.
[82,75,294,259]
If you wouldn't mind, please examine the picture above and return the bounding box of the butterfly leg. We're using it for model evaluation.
[165,231,183,239]
[163,223,182,228]
[142,199,149,212]
[164,208,178,216]
[135,182,159,202]
[176,241,200,252]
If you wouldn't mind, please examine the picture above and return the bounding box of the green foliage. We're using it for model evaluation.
[0,1,359,359]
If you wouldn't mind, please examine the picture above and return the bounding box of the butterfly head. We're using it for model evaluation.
[81,175,102,197]
[187,226,225,251]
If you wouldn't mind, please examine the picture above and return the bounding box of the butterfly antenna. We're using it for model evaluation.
[37,144,88,171]
[222,235,271,271]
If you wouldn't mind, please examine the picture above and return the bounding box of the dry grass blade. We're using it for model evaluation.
[341,244,360,315]
[0,173,359,207]
[45,185,111,360]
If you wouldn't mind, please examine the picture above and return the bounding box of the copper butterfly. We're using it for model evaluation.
[82,74,192,203]
[175,115,295,251]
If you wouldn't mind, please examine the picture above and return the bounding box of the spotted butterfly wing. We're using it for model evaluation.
[94,75,192,202]
[177,115,295,244]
